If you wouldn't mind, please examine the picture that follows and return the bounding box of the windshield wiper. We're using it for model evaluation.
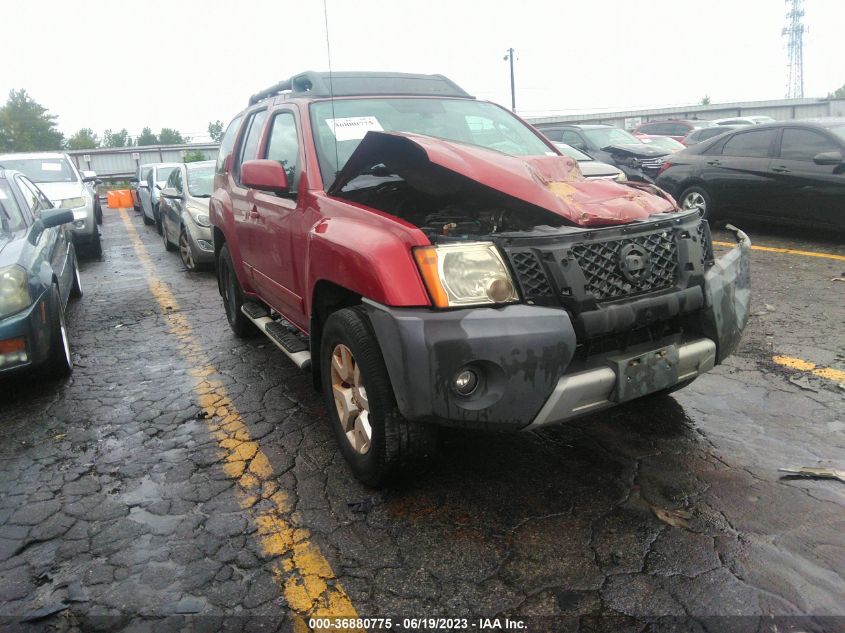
[192,194,211,198]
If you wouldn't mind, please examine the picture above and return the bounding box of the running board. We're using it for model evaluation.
[240,302,311,371]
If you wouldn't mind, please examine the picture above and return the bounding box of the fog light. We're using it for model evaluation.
[453,368,479,396]
[197,239,213,251]
[73,220,85,229]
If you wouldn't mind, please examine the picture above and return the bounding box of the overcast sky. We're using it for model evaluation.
[2,0,843,141]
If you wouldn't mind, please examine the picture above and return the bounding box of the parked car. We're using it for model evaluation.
[0,170,82,378]
[553,143,626,180]
[538,124,671,181]
[713,116,776,126]
[132,164,153,213]
[683,125,743,146]
[0,152,101,257]
[633,119,714,143]
[138,162,180,233]
[210,71,750,485]
[159,161,215,271]
[635,135,686,153]
[656,120,845,229]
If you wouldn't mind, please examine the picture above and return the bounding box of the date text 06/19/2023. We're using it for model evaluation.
[308,617,527,630]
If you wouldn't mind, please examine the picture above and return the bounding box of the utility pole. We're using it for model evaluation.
[783,0,806,98]
[504,48,516,112]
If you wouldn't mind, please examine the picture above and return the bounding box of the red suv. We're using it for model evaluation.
[211,71,750,485]
[634,119,715,144]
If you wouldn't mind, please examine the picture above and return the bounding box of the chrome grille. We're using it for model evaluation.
[571,231,678,301]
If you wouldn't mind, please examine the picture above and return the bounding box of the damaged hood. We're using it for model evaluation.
[328,131,677,226]
[599,143,669,159]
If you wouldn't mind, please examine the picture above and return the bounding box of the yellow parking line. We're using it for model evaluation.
[117,209,359,625]
[712,241,845,262]
[773,355,845,384]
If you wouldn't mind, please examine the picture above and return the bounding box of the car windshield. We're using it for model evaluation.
[187,164,213,197]
[554,143,592,161]
[156,167,178,185]
[826,125,845,142]
[0,158,76,183]
[310,98,553,179]
[582,127,643,148]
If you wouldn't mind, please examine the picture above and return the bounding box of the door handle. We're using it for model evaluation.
[249,205,261,219]
[771,165,790,173]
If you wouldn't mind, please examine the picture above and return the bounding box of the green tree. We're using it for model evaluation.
[158,128,186,145]
[136,127,158,146]
[700,95,711,106]
[207,120,224,142]
[0,89,64,152]
[66,127,99,149]
[184,150,206,163]
[102,128,132,148]
[827,83,845,99]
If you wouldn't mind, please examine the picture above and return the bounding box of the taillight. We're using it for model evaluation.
[657,161,673,176]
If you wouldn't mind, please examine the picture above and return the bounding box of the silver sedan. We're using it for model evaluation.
[159,161,215,271]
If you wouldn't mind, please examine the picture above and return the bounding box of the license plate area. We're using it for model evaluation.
[609,345,680,402]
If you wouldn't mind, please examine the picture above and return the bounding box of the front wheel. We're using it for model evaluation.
[162,222,176,252]
[321,306,437,487]
[179,227,198,271]
[679,185,713,219]
[217,243,258,338]
[87,229,102,260]
[154,204,163,235]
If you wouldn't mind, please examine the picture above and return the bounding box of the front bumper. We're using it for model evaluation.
[66,202,97,242]
[183,214,215,264]
[366,229,750,430]
[0,290,53,376]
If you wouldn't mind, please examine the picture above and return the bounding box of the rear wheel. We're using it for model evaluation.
[218,243,257,338]
[679,185,713,219]
[43,284,73,379]
[321,306,437,487]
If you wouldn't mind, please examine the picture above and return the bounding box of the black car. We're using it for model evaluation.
[656,120,845,229]
[536,124,671,182]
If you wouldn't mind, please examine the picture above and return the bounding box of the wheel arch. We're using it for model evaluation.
[309,280,363,391]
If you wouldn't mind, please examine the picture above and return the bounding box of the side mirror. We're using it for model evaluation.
[41,209,74,228]
[161,187,181,199]
[813,151,843,165]
[241,159,289,193]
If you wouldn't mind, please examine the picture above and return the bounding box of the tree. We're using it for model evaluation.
[158,128,186,145]
[827,83,845,99]
[0,89,64,152]
[207,120,224,142]
[136,127,158,146]
[66,128,99,150]
[700,95,711,106]
[184,150,206,163]
[102,128,132,148]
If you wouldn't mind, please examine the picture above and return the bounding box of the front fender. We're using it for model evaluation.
[306,216,431,311]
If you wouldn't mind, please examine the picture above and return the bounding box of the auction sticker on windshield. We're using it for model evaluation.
[327,116,384,141]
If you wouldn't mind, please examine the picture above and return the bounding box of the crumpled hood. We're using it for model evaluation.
[329,132,677,226]
[35,181,84,204]
[600,143,669,159]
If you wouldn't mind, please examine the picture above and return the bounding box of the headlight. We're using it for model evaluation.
[413,242,518,308]
[615,171,628,181]
[0,265,31,318]
[187,207,211,227]
[59,197,85,209]
[72,209,87,220]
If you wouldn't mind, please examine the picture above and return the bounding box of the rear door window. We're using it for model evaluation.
[779,128,839,161]
[721,129,778,158]
[16,176,44,217]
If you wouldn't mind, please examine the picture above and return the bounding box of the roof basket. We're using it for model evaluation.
[248,71,472,105]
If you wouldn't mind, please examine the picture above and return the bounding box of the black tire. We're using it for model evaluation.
[154,204,163,235]
[320,306,437,487]
[218,243,258,338]
[87,229,102,260]
[43,284,73,379]
[162,221,176,252]
[94,200,103,225]
[678,185,713,220]
[142,212,155,226]
[69,249,83,299]
[179,227,198,271]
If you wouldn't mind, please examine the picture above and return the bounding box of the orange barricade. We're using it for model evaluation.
[118,189,132,208]
[107,190,133,209]
[106,191,120,209]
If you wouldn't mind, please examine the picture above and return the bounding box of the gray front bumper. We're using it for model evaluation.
[67,202,97,242]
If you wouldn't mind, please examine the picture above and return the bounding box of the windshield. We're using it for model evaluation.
[554,143,591,161]
[0,158,76,183]
[582,127,642,148]
[310,98,553,180]
[187,164,213,197]
[156,167,178,185]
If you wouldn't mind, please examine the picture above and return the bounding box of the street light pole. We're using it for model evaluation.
[504,48,516,112]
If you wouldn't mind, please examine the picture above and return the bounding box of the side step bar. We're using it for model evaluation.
[240,302,312,371]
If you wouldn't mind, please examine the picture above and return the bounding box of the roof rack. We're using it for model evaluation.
[248,71,473,105]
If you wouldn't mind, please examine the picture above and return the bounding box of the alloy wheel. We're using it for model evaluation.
[58,302,71,368]
[330,344,372,455]
[682,191,707,214]
[180,230,195,270]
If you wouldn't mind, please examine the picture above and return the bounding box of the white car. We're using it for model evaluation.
[138,162,181,234]
[0,152,101,257]
[712,116,776,126]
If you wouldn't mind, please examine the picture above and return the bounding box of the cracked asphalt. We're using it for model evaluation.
[0,210,843,632]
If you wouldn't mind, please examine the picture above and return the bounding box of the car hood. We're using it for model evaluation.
[600,143,669,159]
[578,160,622,178]
[0,230,25,268]
[35,181,84,203]
[185,195,210,210]
[328,132,676,226]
